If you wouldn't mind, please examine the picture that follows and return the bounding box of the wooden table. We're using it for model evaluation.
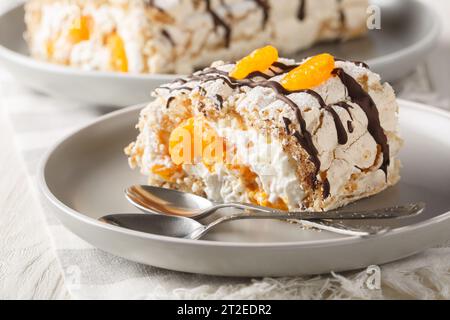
[0,0,449,299]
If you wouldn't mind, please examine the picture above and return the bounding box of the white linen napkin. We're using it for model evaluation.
[1,64,450,299]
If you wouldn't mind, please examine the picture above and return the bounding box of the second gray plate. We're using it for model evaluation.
[0,0,441,106]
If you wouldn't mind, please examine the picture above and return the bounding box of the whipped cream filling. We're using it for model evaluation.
[182,119,304,209]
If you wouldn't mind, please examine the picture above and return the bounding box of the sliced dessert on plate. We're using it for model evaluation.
[25,0,368,74]
[125,47,402,212]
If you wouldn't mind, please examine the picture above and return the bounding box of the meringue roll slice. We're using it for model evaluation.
[126,49,402,212]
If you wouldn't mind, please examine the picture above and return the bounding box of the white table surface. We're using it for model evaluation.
[0,0,449,299]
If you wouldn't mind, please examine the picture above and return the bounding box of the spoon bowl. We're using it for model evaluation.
[100,214,204,238]
[125,185,214,218]
[100,212,379,240]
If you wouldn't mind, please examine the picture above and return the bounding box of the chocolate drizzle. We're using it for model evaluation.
[337,0,345,31]
[347,121,354,133]
[247,61,299,79]
[324,106,348,145]
[205,0,232,47]
[160,85,193,93]
[272,61,300,73]
[144,0,165,13]
[335,101,354,136]
[335,101,354,119]
[161,29,175,46]
[172,77,188,85]
[322,179,331,199]
[252,0,270,28]
[165,96,176,108]
[215,94,224,108]
[283,117,292,135]
[298,0,306,20]
[247,71,273,79]
[333,68,390,177]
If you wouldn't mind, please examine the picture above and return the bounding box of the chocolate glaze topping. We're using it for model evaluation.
[160,85,193,93]
[347,121,354,133]
[252,0,270,27]
[215,94,224,108]
[324,106,348,145]
[247,61,300,79]
[161,29,175,46]
[298,0,306,21]
[333,68,390,177]
[337,0,345,31]
[292,118,321,174]
[322,179,331,199]
[247,71,273,79]
[283,117,292,135]
[144,0,165,13]
[166,96,176,109]
[333,101,354,139]
[272,61,300,73]
[205,0,232,47]
[335,101,354,119]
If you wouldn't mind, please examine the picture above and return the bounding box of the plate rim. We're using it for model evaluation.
[38,99,450,249]
[365,0,441,68]
[0,0,441,82]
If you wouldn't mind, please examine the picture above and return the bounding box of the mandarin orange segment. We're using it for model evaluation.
[157,130,170,149]
[46,40,55,58]
[107,33,128,72]
[229,45,279,80]
[69,15,92,44]
[281,53,335,91]
[248,190,288,211]
[270,198,289,211]
[151,164,181,182]
[239,166,258,187]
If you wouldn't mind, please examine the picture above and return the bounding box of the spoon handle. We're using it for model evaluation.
[190,202,425,240]
[216,202,425,220]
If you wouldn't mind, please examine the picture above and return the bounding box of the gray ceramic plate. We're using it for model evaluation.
[0,0,441,107]
[39,99,450,277]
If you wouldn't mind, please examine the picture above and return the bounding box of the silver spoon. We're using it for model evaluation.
[99,201,424,240]
[125,185,424,221]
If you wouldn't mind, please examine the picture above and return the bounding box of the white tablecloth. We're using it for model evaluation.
[1,0,450,300]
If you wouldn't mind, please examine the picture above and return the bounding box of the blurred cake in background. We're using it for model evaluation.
[24,0,369,74]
